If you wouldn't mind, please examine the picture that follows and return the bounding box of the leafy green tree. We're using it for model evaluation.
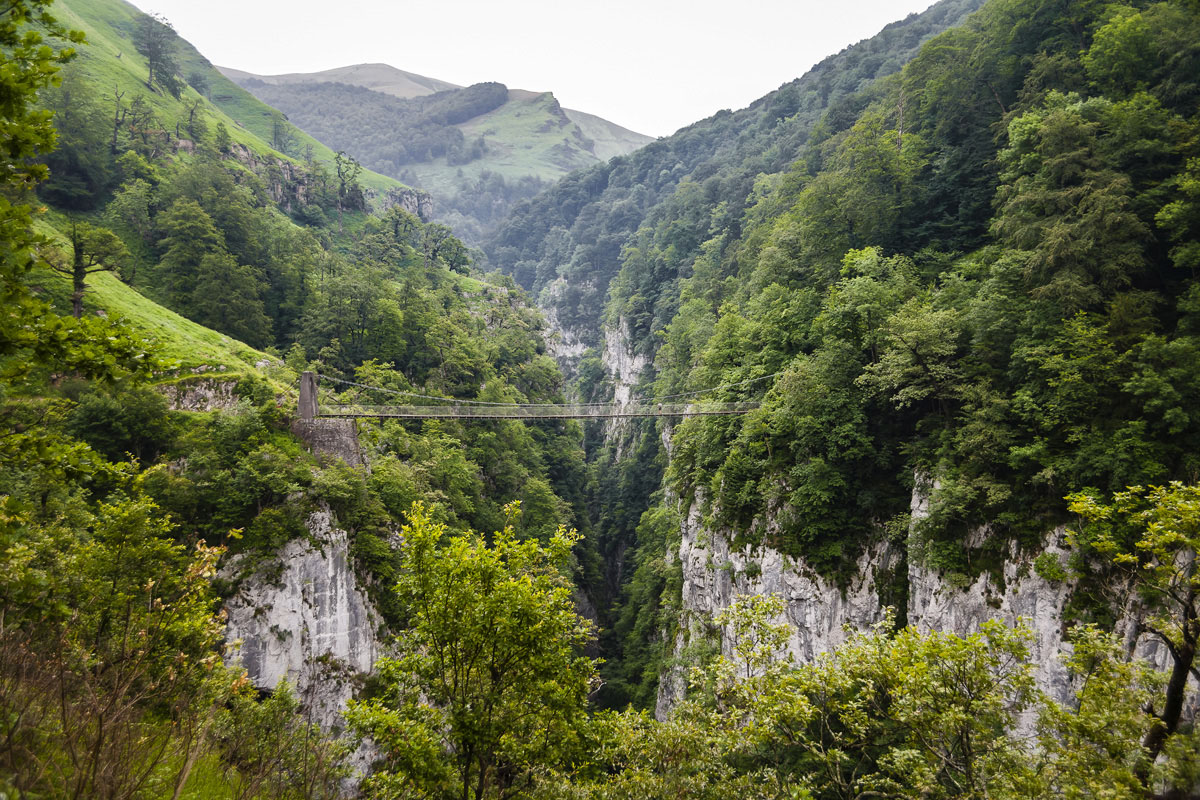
[1082,6,1155,96]
[105,177,155,277]
[155,197,226,306]
[334,150,363,230]
[857,298,964,416]
[1033,625,1160,798]
[49,220,129,317]
[991,93,1150,313]
[214,679,350,800]
[1067,482,1200,772]
[0,492,230,798]
[0,0,82,360]
[347,503,596,800]
[1157,156,1200,272]
[190,250,273,347]
[38,67,114,208]
[133,12,182,98]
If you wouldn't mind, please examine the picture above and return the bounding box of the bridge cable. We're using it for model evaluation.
[314,369,784,408]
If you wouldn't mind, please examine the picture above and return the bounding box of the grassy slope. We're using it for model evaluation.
[563,107,657,162]
[58,0,409,199]
[32,220,274,379]
[404,91,606,196]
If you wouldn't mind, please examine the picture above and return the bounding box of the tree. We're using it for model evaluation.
[49,220,129,317]
[334,150,362,231]
[0,0,81,355]
[1067,482,1200,774]
[991,94,1150,313]
[132,12,182,98]
[422,223,462,271]
[0,0,152,392]
[1033,625,1160,798]
[347,503,596,800]
[190,251,273,347]
[38,67,114,208]
[271,114,295,155]
[186,68,210,97]
[155,197,226,306]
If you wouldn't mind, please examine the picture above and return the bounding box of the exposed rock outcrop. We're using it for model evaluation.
[602,319,647,407]
[660,481,1198,723]
[541,278,590,378]
[159,378,241,412]
[382,186,434,221]
[658,495,897,719]
[224,508,383,729]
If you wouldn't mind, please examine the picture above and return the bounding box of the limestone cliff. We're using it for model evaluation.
[224,508,383,730]
[658,482,1197,722]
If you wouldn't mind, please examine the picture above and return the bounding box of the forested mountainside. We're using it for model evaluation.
[226,66,654,243]
[2,0,593,794]
[486,0,985,354]
[496,0,1200,728]
[483,0,987,704]
[8,0,1200,796]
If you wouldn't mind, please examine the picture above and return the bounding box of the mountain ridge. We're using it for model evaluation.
[223,62,655,242]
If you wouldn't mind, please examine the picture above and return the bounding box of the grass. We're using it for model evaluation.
[57,0,410,204]
[31,218,286,391]
[402,91,604,196]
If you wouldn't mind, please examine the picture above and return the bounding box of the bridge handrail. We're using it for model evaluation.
[316,402,759,419]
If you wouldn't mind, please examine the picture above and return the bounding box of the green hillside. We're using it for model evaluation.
[225,65,654,242]
[9,0,1200,796]
[56,0,413,202]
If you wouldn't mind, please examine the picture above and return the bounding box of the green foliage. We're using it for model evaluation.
[213,679,350,799]
[1068,482,1200,769]
[133,11,182,97]
[347,503,596,800]
[1033,625,1160,798]
[238,80,509,172]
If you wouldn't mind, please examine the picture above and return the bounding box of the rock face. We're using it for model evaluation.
[658,482,1168,720]
[382,187,434,221]
[160,378,241,412]
[903,480,1075,713]
[224,508,383,729]
[540,278,591,378]
[602,319,648,407]
[658,495,898,718]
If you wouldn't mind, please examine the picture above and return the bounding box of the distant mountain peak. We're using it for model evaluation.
[224,62,654,243]
[217,63,460,100]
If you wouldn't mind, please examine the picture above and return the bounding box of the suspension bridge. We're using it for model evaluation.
[298,371,772,420]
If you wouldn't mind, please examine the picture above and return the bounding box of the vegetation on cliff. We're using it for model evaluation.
[6,0,1200,796]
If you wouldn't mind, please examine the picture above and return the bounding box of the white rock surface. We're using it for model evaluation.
[602,319,647,407]
[659,495,895,718]
[541,278,591,374]
[160,379,241,412]
[662,481,1196,723]
[224,508,382,730]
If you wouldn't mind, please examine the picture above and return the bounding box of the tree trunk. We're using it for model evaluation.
[72,252,86,318]
[1143,605,1198,778]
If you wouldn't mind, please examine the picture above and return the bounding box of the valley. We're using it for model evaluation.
[2,0,1200,796]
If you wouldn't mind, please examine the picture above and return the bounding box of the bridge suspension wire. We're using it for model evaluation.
[314,369,784,408]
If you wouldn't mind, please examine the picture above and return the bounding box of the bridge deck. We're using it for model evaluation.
[317,402,758,419]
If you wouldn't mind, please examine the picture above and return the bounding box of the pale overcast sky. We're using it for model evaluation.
[136,1,940,137]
